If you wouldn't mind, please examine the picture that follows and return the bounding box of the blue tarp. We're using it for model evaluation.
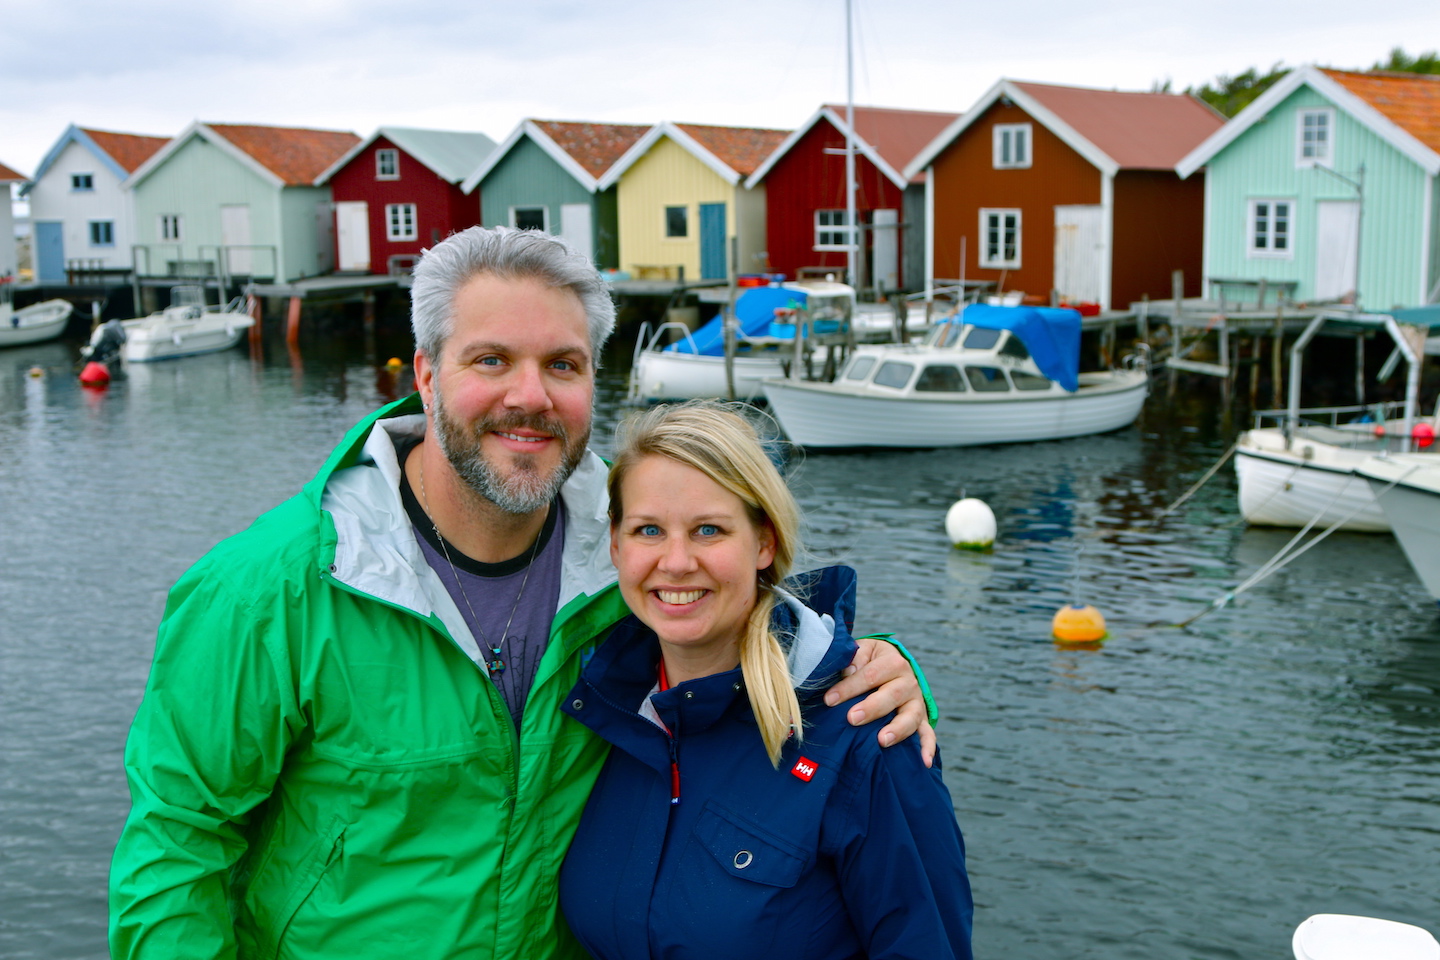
[664,286,808,355]
[961,303,1082,392]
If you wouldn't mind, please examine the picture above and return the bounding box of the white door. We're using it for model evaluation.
[335,201,371,272]
[871,208,899,293]
[1314,200,1359,303]
[560,203,593,262]
[220,204,253,275]
[1053,205,1104,305]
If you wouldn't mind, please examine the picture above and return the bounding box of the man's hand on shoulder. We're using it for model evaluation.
[824,637,936,767]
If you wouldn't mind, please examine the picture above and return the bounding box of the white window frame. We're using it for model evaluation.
[386,203,417,241]
[376,149,399,180]
[1295,109,1334,167]
[979,208,1022,268]
[88,220,115,247]
[509,206,549,231]
[1247,198,1294,260]
[159,214,183,242]
[71,172,95,191]
[992,124,1032,169]
[813,209,854,251]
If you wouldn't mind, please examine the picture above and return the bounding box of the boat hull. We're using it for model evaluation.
[1235,430,1390,532]
[0,300,73,347]
[122,312,254,362]
[760,370,1148,448]
[633,350,787,402]
[1362,460,1440,602]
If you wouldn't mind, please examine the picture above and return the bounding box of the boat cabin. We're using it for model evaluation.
[838,323,1065,397]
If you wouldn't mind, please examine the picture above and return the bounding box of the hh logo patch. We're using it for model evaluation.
[791,757,818,782]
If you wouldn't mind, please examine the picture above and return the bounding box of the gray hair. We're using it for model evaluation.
[410,226,616,363]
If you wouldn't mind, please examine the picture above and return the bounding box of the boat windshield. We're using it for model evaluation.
[845,355,877,381]
[807,294,852,326]
[925,320,965,348]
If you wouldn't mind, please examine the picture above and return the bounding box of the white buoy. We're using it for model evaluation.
[945,497,996,550]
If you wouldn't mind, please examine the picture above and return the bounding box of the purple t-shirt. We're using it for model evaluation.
[397,438,565,730]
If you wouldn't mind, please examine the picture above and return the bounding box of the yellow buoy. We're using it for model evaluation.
[385,357,404,370]
[945,497,996,550]
[27,365,45,379]
[1052,604,1107,643]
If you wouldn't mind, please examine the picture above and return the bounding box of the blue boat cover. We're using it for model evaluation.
[663,286,809,355]
[961,303,1082,392]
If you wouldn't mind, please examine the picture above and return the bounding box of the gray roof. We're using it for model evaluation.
[379,126,497,183]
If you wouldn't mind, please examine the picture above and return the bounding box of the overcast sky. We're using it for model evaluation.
[4,0,1439,179]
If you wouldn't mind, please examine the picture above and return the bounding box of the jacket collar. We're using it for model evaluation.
[314,394,617,662]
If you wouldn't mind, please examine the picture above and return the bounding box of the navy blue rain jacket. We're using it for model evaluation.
[559,565,973,960]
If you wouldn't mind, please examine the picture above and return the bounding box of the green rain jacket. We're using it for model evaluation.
[110,394,629,959]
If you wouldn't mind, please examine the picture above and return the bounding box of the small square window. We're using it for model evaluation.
[814,209,853,250]
[386,203,417,241]
[665,205,688,239]
[71,173,94,191]
[979,209,1022,268]
[376,149,399,179]
[1248,199,1293,259]
[511,206,547,231]
[992,124,1031,169]
[89,221,114,246]
[159,214,183,242]
[1296,110,1333,166]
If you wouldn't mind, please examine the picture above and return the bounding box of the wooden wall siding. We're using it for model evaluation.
[616,136,734,279]
[595,185,619,271]
[330,136,477,274]
[734,181,767,276]
[1205,85,1430,309]
[280,185,336,278]
[930,102,1100,299]
[761,118,905,281]
[1430,175,1440,301]
[1110,170,1206,305]
[480,135,593,232]
[132,136,282,275]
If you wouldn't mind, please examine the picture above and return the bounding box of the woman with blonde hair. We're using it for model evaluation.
[560,400,972,960]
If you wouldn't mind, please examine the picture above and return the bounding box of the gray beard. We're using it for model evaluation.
[429,386,589,516]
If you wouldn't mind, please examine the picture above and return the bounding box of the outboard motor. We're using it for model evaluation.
[80,319,127,383]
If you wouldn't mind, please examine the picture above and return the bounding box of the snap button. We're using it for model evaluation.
[733,850,753,869]
[571,699,584,710]
[328,563,337,573]
[732,682,742,691]
[684,690,695,700]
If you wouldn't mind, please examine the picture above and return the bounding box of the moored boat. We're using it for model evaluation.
[115,286,254,362]
[629,281,854,402]
[0,296,74,348]
[1357,453,1440,603]
[761,303,1149,449]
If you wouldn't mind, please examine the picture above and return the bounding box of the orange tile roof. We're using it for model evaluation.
[80,128,169,173]
[1013,82,1225,169]
[0,160,24,182]
[674,123,790,177]
[822,104,960,180]
[1321,68,1440,154]
[531,120,651,179]
[208,124,361,185]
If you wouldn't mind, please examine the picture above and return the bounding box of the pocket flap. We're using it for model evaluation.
[693,803,808,889]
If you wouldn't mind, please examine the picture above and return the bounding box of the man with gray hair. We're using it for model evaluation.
[110,226,934,959]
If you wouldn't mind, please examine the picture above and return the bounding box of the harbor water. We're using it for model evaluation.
[1,318,1437,958]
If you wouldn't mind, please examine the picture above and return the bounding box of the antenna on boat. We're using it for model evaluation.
[845,0,858,289]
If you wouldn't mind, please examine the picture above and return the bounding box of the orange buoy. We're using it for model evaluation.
[1052,604,1107,644]
[79,361,111,386]
[385,357,404,370]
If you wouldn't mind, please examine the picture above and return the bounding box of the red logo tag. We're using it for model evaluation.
[791,757,818,782]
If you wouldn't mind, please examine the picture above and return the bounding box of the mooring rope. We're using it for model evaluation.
[1161,464,1420,629]
[1155,439,1240,519]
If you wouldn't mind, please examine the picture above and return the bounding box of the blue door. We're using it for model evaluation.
[699,203,726,280]
[35,221,65,282]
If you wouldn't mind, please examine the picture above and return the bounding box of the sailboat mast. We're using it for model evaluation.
[845,0,857,288]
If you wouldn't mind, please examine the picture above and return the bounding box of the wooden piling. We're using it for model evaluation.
[286,296,302,347]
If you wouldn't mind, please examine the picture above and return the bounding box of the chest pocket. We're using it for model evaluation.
[692,801,808,888]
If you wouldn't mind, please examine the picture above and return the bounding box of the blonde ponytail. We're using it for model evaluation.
[740,588,804,766]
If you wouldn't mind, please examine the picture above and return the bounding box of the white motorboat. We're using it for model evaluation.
[0,294,73,348]
[118,287,254,362]
[1235,311,1437,533]
[760,303,1149,449]
[1357,454,1440,604]
[629,281,855,402]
